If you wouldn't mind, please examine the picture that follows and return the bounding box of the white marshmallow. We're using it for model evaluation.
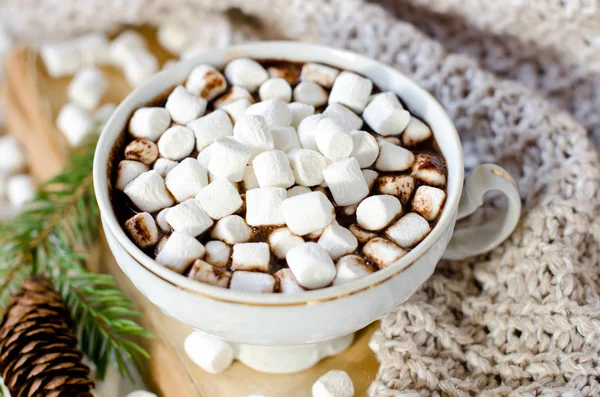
[233,115,275,160]
[56,103,94,147]
[94,103,116,125]
[122,49,159,88]
[229,271,276,293]
[67,67,107,110]
[211,215,253,244]
[323,158,369,206]
[356,195,402,231]
[411,153,446,187]
[297,114,325,151]
[362,91,410,136]
[0,136,26,174]
[375,141,415,172]
[287,185,311,198]
[286,242,336,289]
[196,178,243,219]
[293,81,328,107]
[315,118,353,162]
[214,86,254,109]
[267,65,300,85]
[189,259,232,288]
[288,102,315,128]
[74,32,110,66]
[274,268,305,294]
[271,126,301,153]
[269,227,304,259]
[334,255,373,286]
[317,224,358,260]
[156,232,205,273]
[185,65,228,100]
[402,116,432,146]
[232,242,271,272]
[225,58,268,92]
[245,99,292,128]
[245,187,286,226]
[350,130,379,168]
[197,145,213,169]
[377,136,401,146]
[110,30,146,67]
[157,126,195,161]
[242,165,259,191]
[208,137,251,182]
[116,160,148,191]
[341,203,358,216]
[282,191,334,236]
[7,175,35,209]
[259,78,292,103]
[165,85,207,125]
[124,170,174,212]
[252,150,295,188]
[287,148,327,187]
[386,212,431,248]
[412,185,446,221]
[165,199,213,237]
[157,22,190,54]
[40,42,82,78]
[184,331,234,374]
[221,98,252,124]
[349,224,378,244]
[362,237,407,269]
[165,158,208,202]
[377,175,414,204]
[124,138,158,165]
[153,158,178,178]
[155,208,171,233]
[329,71,373,113]
[204,240,231,267]
[129,107,171,142]
[125,212,158,248]
[312,369,354,397]
[127,392,157,397]
[323,103,363,131]
[156,236,167,254]
[187,109,233,151]
[362,169,379,191]
[300,63,339,88]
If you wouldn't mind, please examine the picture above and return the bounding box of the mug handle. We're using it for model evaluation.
[442,164,521,260]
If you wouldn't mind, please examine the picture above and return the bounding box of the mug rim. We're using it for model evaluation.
[93,41,464,306]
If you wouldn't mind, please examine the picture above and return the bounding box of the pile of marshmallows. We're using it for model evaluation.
[116,58,447,294]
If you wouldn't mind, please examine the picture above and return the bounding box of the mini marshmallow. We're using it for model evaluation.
[297,114,325,151]
[56,103,94,147]
[274,268,305,294]
[315,118,353,162]
[300,63,339,88]
[287,148,327,186]
[116,160,148,191]
[155,236,168,253]
[287,185,311,198]
[350,130,379,168]
[312,370,354,397]
[122,49,159,88]
[375,141,415,172]
[323,103,363,131]
[157,22,190,54]
[207,137,251,182]
[187,109,233,151]
[377,136,401,146]
[204,240,231,267]
[349,224,378,244]
[362,169,379,190]
[124,170,174,212]
[377,175,414,204]
[0,135,26,174]
[271,126,301,153]
[412,185,446,221]
[214,86,254,109]
[124,138,158,165]
[286,242,336,289]
[74,32,110,66]
[94,103,116,124]
[211,215,253,244]
[156,232,205,273]
[165,85,207,125]
[386,212,431,248]
[318,224,358,260]
[411,153,447,187]
[323,158,369,206]
[242,165,259,190]
[293,81,328,107]
[127,392,157,397]
[362,91,410,136]
[40,41,82,78]
[7,175,35,209]
[156,208,171,233]
[234,115,275,159]
[288,102,315,128]
[197,145,213,169]
[189,259,232,288]
[329,71,373,113]
[334,255,373,286]
[165,199,213,237]
[356,195,402,231]
[267,64,300,85]
[224,58,268,92]
[252,150,295,188]
[282,191,334,235]
[362,237,407,269]
[153,158,178,178]
[402,116,433,146]
[196,178,243,219]
[221,98,252,124]
[165,158,208,201]
[259,77,292,103]
[185,65,227,100]
[231,242,271,272]
[109,30,147,67]
[246,187,286,226]
[341,203,358,216]
[125,212,158,248]
[129,107,171,141]
[245,99,292,128]
[67,67,107,110]
[158,126,196,161]
[269,227,304,259]
[184,331,234,374]
[229,271,276,293]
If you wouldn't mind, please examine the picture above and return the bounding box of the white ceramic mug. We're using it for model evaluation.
[94,42,521,372]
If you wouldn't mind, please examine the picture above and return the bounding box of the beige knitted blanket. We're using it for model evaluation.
[2,1,599,395]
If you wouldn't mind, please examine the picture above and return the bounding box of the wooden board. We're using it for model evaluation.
[2,27,379,397]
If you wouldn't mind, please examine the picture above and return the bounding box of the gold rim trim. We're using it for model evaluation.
[491,169,516,186]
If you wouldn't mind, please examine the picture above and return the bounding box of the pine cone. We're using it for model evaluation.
[0,276,94,397]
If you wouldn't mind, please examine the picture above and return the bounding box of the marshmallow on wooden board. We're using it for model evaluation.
[221,98,252,124]
[188,259,232,288]
[187,109,233,151]
[156,232,205,273]
[74,32,110,66]
[196,178,243,219]
[269,227,304,259]
[158,126,195,161]
[318,224,358,260]
[94,103,116,125]
[67,67,107,110]
[402,116,432,146]
[245,99,292,128]
[242,165,259,191]
[165,85,207,125]
[312,369,355,397]
[123,170,174,212]
[185,65,228,100]
[288,102,315,128]
[184,331,234,374]
[252,150,295,188]
[282,191,334,235]
[361,169,379,191]
[231,242,271,272]
[300,63,339,88]
[293,81,328,107]
[362,91,410,136]
[274,268,305,294]
[315,117,353,162]
[214,86,254,109]
[377,175,415,205]
[165,199,213,237]
[124,138,158,165]
[386,212,431,248]
[245,187,286,226]
[329,71,373,113]
[412,185,446,221]
[287,148,327,187]
[204,240,231,267]
[323,158,369,206]
[233,115,275,160]
[7,175,35,209]
[153,158,178,178]
[155,208,171,233]
[165,158,208,202]
[297,114,325,151]
[211,215,253,244]
[271,126,301,153]
[356,195,402,231]
[286,242,336,289]
[125,212,158,249]
[109,30,147,67]
[40,41,82,78]
[129,107,171,142]
[287,185,311,198]
[157,22,190,54]
[56,103,94,147]
[362,237,407,269]
[350,130,379,168]
[115,160,148,191]
[334,255,373,286]
[267,64,300,85]
[375,141,415,172]
[323,103,363,131]
[207,137,251,182]
[0,135,26,174]
[224,58,268,92]
[230,271,276,294]
[259,77,292,103]
[122,49,159,88]
[349,224,378,244]
[411,153,447,187]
